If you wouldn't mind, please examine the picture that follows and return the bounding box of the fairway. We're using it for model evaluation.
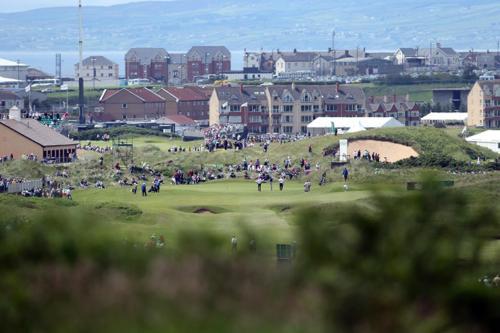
[74,180,371,246]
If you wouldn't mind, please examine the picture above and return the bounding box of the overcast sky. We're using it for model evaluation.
[0,0,170,13]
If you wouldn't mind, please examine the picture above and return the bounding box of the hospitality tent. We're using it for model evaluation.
[421,112,467,125]
[307,117,403,136]
[465,130,500,153]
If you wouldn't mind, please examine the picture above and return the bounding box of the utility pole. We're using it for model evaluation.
[331,30,336,77]
[78,0,85,124]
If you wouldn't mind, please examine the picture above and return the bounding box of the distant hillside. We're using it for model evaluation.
[0,0,499,51]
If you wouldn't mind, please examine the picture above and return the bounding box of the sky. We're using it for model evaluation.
[0,0,171,13]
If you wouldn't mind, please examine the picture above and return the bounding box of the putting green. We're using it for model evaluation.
[74,180,371,246]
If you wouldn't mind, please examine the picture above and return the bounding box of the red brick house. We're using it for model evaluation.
[366,96,421,126]
[96,88,166,121]
[125,48,168,83]
[186,46,231,82]
[156,86,211,125]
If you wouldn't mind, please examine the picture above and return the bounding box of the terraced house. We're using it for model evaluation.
[210,84,366,134]
[366,96,421,126]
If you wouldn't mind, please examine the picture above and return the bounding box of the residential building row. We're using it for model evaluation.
[209,84,421,134]
[124,46,231,84]
[95,86,211,124]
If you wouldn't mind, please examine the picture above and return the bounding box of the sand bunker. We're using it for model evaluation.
[193,208,216,214]
[348,140,419,163]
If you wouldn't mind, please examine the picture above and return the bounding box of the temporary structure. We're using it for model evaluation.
[465,130,500,153]
[307,117,403,135]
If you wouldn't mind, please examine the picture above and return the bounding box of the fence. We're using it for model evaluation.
[6,179,43,194]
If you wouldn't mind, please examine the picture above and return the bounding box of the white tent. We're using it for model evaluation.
[307,117,403,135]
[466,130,500,153]
[421,112,467,125]
[345,121,366,133]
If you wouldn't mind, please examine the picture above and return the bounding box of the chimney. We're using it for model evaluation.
[9,106,21,121]
[240,84,244,94]
[336,82,340,93]
[370,96,374,103]
[293,48,297,54]
[393,94,397,103]
[406,94,410,102]
[292,82,296,91]
[383,95,388,103]
[345,50,349,57]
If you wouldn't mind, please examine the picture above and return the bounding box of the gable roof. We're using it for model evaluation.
[0,90,22,100]
[187,46,231,62]
[0,119,76,147]
[0,58,28,67]
[159,115,196,126]
[125,48,168,64]
[215,86,268,104]
[397,48,418,57]
[80,56,116,67]
[99,88,165,103]
[278,52,317,62]
[157,87,208,102]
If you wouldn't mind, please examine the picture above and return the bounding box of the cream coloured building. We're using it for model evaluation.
[75,56,119,87]
[467,80,500,128]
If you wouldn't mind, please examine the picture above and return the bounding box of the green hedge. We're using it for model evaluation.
[69,126,177,140]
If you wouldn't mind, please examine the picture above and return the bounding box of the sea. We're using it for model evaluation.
[0,50,245,77]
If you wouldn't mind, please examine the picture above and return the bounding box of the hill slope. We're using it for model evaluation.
[0,0,498,51]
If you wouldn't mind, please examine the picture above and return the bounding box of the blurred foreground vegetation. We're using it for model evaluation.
[1,177,499,333]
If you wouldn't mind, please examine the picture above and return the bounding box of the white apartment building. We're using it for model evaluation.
[75,56,119,87]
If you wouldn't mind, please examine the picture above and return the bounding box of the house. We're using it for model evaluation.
[157,115,198,135]
[0,106,76,162]
[461,51,500,70]
[221,67,274,81]
[432,88,471,111]
[96,87,166,122]
[186,46,231,82]
[210,85,269,134]
[167,53,188,86]
[266,83,366,134]
[0,58,29,81]
[125,48,169,83]
[0,90,24,115]
[421,112,468,126]
[394,48,426,67]
[336,57,402,76]
[26,68,53,81]
[307,117,404,136]
[394,45,460,70]
[156,86,210,125]
[467,80,500,128]
[365,96,421,126]
[465,130,500,153]
[210,83,366,134]
[75,56,119,88]
[275,51,317,75]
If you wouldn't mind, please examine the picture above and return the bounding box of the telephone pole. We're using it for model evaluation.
[78,0,85,124]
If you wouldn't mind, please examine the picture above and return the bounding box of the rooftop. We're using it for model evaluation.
[0,118,76,147]
[466,130,500,143]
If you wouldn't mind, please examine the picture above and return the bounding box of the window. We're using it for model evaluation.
[122,104,128,109]
[283,126,293,133]
[230,105,240,112]
[326,104,337,112]
[301,105,312,112]
[301,126,307,134]
[282,115,293,123]
[283,105,293,113]
[301,115,312,123]
[273,106,280,113]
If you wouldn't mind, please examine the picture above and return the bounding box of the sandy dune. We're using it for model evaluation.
[348,140,419,163]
